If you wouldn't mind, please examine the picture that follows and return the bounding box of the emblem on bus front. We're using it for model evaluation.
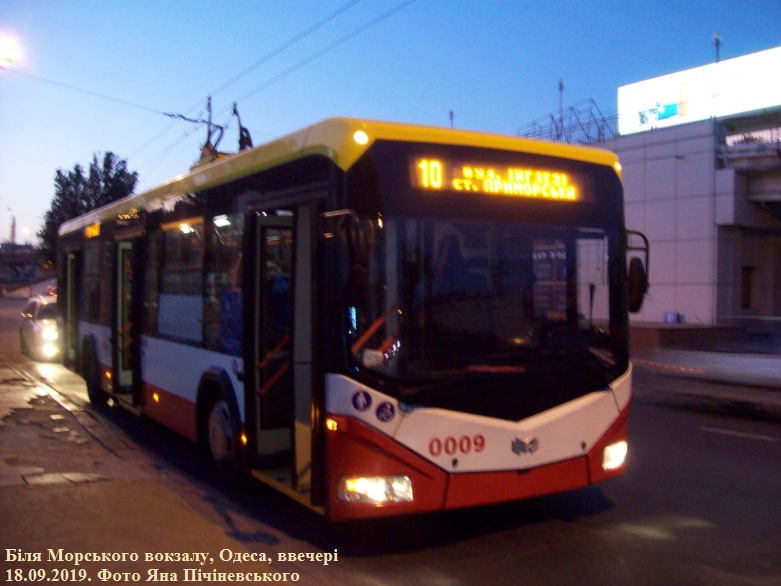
[352,391,372,412]
[511,435,539,455]
[375,402,395,423]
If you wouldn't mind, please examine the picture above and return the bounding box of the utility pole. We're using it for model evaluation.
[557,79,565,141]
[713,33,722,63]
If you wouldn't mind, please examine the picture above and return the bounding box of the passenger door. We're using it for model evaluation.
[250,204,316,495]
[114,235,143,406]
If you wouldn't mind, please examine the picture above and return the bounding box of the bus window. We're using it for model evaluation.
[159,218,204,343]
[258,224,294,429]
[142,230,160,335]
[205,212,244,355]
[81,245,103,324]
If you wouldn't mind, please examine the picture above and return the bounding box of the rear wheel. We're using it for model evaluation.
[206,397,243,481]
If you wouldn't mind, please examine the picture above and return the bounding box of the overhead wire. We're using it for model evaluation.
[132,0,365,173]
[207,0,362,100]
[132,105,208,177]
[193,0,418,153]
[3,68,167,117]
[5,0,417,182]
[230,0,417,112]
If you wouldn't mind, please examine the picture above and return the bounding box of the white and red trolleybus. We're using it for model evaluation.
[57,118,648,520]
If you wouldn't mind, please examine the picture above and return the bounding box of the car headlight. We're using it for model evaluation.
[41,343,59,358]
[42,328,58,342]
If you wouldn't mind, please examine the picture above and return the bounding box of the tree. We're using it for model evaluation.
[37,152,138,266]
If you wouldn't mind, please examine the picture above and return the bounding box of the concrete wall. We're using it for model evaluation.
[604,118,781,327]
[717,228,781,326]
[607,120,720,325]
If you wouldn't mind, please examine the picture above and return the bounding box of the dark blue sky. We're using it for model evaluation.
[1,0,779,239]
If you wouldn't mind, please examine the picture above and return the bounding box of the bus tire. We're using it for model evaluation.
[82,336,108,407]
[200,383,244,483]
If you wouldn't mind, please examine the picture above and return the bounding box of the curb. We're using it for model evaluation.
[633,348,781,389]
[633,363,781,421]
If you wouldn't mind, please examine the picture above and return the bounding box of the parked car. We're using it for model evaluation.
[19,295,60,361]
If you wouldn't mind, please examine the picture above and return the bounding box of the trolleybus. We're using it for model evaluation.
[58,118,648,520]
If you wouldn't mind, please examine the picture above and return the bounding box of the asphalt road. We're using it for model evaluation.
[1,297,780,585]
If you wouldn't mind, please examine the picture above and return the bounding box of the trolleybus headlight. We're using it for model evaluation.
[602,441,628,471]
[337,475,413,504]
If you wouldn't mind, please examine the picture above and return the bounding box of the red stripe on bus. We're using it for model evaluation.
[142,383,198,443]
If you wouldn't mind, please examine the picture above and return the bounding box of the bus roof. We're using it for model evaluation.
[59,117,621,236]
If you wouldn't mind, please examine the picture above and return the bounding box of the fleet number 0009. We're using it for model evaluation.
[428,434,486,457]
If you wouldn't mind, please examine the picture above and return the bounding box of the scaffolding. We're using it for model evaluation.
[519,99,617,145]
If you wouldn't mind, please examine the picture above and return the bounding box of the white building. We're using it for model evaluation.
[604,46,781,334]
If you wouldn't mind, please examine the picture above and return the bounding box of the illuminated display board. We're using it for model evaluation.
[618,45,781,135]
[412,158,580,201]
[84,223,100,238]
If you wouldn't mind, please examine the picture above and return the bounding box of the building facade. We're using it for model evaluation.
[597,45,781,333]
[605,117,781,330]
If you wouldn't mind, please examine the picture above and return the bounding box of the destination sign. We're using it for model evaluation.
[412,157,580,201]
[84,223,101,238]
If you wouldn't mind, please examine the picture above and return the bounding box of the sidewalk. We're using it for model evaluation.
[0,356,337,584]
[630,323,781,420]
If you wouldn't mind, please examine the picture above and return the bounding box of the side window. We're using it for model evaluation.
[204,213,244,355]
[100,243,113,326]
[81,245,102,323]
[142,229,161,336]
[159,218,204,343]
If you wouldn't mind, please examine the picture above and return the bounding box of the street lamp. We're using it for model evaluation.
[0,35,21,68]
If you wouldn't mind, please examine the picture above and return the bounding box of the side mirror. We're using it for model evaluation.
[626,230,650,313]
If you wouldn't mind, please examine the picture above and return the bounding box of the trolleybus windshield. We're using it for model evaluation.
[344,217,624,422]
[341,143,627,422]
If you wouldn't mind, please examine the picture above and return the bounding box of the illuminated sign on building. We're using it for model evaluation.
[412,158,580,201]
[617,45,781,135]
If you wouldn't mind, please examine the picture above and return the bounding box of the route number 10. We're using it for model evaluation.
[417,159,443,189]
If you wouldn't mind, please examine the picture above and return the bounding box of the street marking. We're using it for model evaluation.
[699,426,778,442]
